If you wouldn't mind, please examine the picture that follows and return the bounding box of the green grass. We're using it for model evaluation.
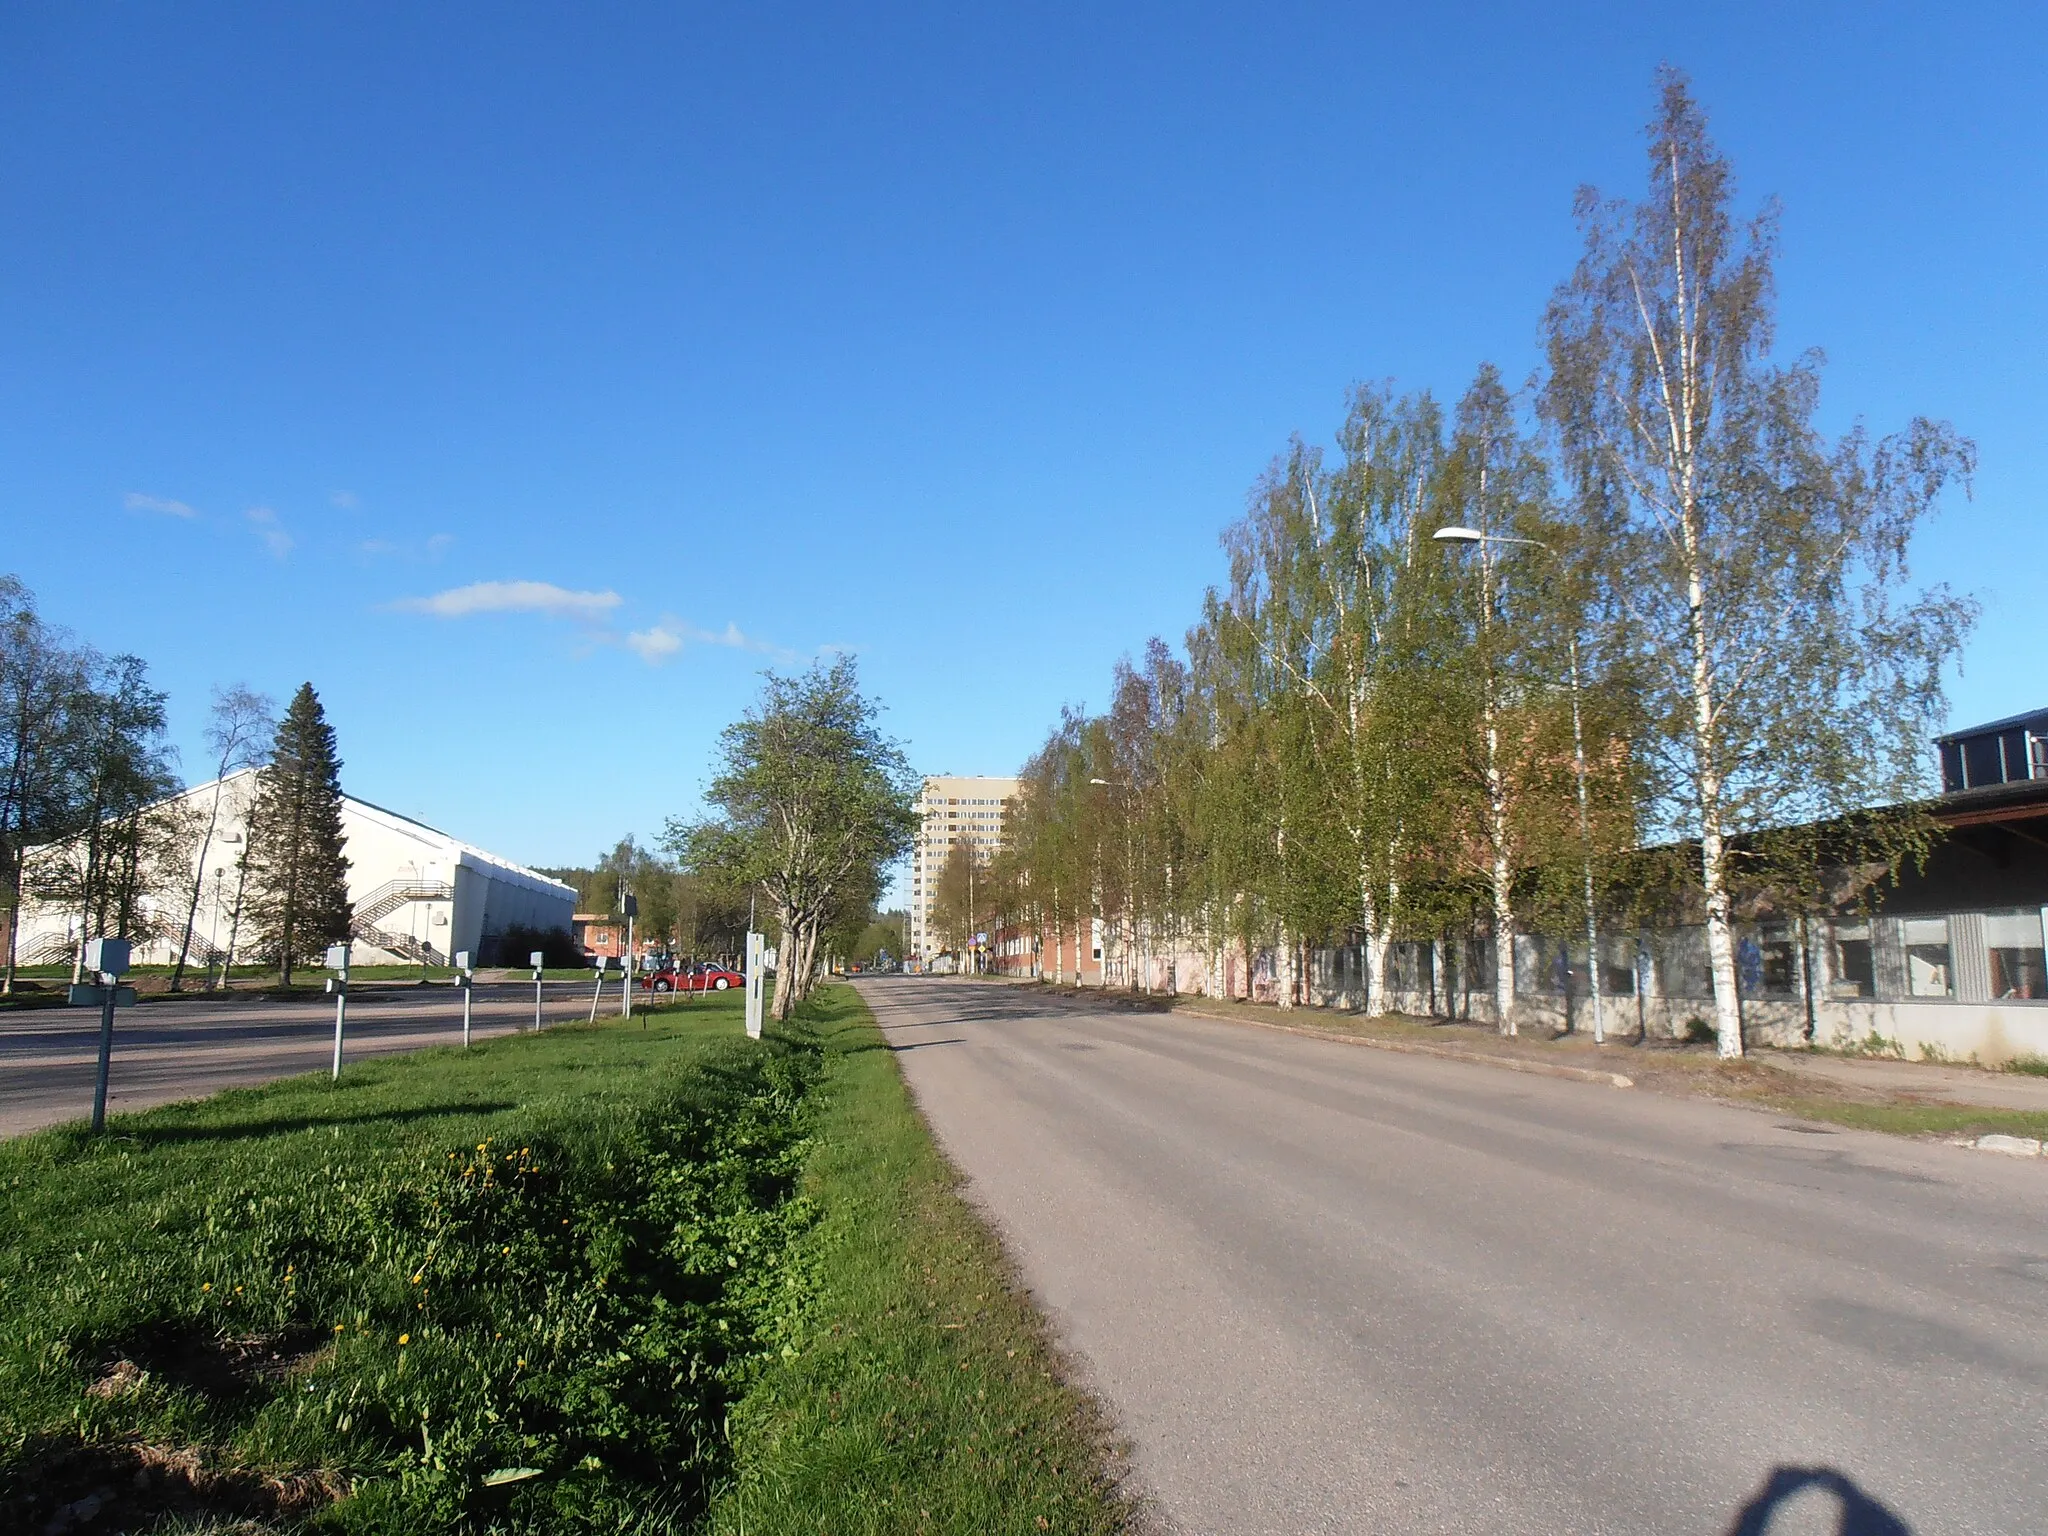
[0,985,1126,1534]
[1741,1091,2048,1140]
[710,989,1124,1536]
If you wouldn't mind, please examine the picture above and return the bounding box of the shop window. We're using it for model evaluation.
[1900,917,1953,998]
[1985,910,2047,1000]
[1830,921,1874,999]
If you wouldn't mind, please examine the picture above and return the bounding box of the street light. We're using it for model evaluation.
[1433,525,1608,1045]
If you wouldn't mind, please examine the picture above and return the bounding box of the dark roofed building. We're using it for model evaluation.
[1939,707,2048,794]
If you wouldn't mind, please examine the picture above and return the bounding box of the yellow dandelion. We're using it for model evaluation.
[334,1324,345,1333]
[501,1246,510,1255]
[234,1286,244,1294]
[411,1273,423,1284]
[201,1283,212,1292]
[398,1333,410,1346]
[516,1358,526,1367]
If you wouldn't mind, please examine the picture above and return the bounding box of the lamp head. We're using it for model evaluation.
[1431,526,1484,545]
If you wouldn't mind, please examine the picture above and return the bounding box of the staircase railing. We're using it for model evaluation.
[351,921,443,965]
[351,879,454,927]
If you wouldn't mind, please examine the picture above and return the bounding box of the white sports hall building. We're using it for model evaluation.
[13,768,575,970]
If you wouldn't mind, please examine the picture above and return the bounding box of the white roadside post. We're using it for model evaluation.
[76,937,134,1133]
[589,958,607,1023]
[531,951,546,1031]
[325,942,352,1079]
[620,893,638,1021]
[743,930,765,1040]
[455,950,474,1047]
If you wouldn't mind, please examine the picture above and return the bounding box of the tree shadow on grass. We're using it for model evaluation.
[1724,1466,1912,1535]
[94,1101,522,1146]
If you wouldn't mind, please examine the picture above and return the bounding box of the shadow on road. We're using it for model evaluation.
[1724,1466,1912,1535]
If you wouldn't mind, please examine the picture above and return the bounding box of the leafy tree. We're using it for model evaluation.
[245,683,352,985]
[23,653,181,980]
[1541,69,1974,1055]
[849,909,906,965]
[928,839,984,956]
[671,658,915,1018]
[0,578,94,991]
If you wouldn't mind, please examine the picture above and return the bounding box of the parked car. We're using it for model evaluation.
[640,963,745,993]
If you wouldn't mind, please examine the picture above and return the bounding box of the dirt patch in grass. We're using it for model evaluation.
[3,1434,347,1535]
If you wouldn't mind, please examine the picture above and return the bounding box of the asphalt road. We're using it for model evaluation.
[0,981,627,1137]
[855,976,2048,1536]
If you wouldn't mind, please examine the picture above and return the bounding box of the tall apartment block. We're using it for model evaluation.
[908,774,1022,963]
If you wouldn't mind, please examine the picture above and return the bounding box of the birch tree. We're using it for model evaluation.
[169,685,276,991]
[671,659,914,1019]
[1542,69,1975,1055]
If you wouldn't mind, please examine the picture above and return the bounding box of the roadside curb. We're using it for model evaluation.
[1168,1003,1636,1089]
[1960,1133,2044,1158]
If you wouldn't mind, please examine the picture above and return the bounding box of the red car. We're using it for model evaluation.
[641,964,745,993]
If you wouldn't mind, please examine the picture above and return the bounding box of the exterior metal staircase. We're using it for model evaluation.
[349,879,453,963]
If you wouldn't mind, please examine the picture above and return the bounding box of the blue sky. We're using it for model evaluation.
[3,3,2042,893]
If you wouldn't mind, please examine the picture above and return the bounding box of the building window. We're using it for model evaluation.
[1654,927,1713,1000]
[1901,917,1953,998]
[1737,924,1800,1000]
[1514,935,1570,996]
[1830,921,1875,999]
[1986,910,2047,1000]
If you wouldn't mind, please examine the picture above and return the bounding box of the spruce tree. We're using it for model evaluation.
[246,683,351,985]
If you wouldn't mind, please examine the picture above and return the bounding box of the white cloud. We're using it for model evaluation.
[625,624,685,662]
[330,490,358,509]
[694,620,799,658]
[424,532,454,556]
[245,505,294,559]
[124,492,197,518]
[618,617,805,666]
[394,580,622,621]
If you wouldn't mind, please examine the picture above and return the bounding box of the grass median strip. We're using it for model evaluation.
[0,985,1126,1534]
[709,987,1125,1536]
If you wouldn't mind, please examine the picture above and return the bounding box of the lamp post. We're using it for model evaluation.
[1432,526,1607,1045]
